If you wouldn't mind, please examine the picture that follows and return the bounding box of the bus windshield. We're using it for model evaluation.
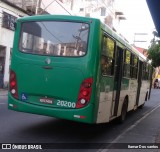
[19,21,89,57]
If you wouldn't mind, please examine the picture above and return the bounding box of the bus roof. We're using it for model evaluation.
[17,14,98,23]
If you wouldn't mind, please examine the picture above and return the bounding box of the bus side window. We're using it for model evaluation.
[142,63,147,80]
[143,63,150,80]
[101,36,115,76]
[101,55,108,75]
[131,55,138,79]
[123,50,131,78]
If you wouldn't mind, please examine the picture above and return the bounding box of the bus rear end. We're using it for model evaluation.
[8,15,100,124]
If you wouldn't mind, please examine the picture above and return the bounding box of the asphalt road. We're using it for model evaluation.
[0,89,160,152]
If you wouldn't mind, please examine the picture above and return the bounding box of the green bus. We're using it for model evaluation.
[8,15,152,124]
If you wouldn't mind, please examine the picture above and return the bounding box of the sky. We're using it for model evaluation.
[116,0,155,49]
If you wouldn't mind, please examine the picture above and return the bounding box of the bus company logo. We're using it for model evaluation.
[2,144,11,149]
[45,58,51,65]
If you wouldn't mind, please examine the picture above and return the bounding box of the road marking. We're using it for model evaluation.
[98,103,160,152]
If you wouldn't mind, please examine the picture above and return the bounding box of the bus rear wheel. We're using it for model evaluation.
[138,103,145,109]
[119,99,128,123]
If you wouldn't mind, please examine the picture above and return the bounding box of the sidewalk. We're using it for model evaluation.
[0,89,8,96]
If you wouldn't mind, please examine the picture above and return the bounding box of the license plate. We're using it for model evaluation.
[39,98,53,104]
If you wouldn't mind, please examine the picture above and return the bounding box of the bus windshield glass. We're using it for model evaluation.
[19,21,89,57]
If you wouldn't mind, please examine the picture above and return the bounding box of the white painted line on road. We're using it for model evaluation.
[98,103,160,152]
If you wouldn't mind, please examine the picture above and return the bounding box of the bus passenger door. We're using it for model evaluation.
[112,46,123,116]
[136,61,143,106]
[97,35,116,123]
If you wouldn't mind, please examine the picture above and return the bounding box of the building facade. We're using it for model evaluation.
[0,0,28,88]
[6,0,36,15]
[7,0,125,30]
[6,0,73,15]
[61,0,116,29]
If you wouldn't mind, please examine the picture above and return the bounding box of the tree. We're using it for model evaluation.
[148,40,160,67]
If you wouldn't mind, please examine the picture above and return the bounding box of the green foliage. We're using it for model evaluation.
[148,41,160,67]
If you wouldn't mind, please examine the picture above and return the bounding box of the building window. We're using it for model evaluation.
[101,7,106,16]
[2,11,17,31]
[80,8,84,12]
[0,46,6,72]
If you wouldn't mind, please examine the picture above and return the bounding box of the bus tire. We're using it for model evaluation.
[119,99,128,123]
[138,103,145,109]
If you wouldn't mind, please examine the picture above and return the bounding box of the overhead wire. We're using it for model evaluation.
[41,22,64,43]
[40,0,72,15]
[39,0,56,14]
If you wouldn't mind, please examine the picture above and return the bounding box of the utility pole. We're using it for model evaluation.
[70,0,74,11]
[35,0,42,15]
